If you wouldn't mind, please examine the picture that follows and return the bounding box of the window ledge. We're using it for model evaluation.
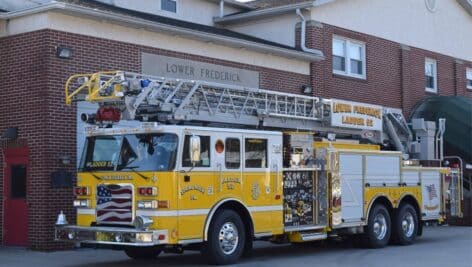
[333,73,367,83]
[425,88,438,94]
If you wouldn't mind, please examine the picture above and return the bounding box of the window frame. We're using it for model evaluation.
[467,67,472,90]
[161,0,177,13]
[425,58,438,93]
[182,134,211,168]
[332,35,367,79]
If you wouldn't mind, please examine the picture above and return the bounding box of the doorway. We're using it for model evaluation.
[3,147,29,246]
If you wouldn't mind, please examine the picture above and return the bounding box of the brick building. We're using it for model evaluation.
[0,0,470,250]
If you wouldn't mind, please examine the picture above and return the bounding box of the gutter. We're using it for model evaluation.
[457,0,472,16]
[1,2,324,62]
[296,9,318,54]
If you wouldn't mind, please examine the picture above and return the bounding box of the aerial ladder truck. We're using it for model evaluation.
[55,71,462,265]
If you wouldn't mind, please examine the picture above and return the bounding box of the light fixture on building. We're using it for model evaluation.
[56,46,73,59]
[3,127,18,140]
[302,85,312,95]
[59,155,71,165]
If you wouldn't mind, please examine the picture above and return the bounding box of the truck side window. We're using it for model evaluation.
[245,138,267,168]
[225,138,240,169]
[182,135,211,167]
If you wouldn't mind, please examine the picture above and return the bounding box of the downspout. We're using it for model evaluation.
[219,0,225,18]
[296,8,317,54]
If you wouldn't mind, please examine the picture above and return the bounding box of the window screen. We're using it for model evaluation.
[162,0,177,13]
[225,138,240,169]
[467,68,472,89]
[332,38,345,72]
[425,59,437,91]
[245,138,267,168]
[182,135,211,167]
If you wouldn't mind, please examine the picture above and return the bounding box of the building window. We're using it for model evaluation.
[467,68,472,90]
[425,58,438,93]
[161,0,177,13]
[332,36,366,79]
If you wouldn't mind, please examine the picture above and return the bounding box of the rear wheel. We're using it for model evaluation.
[364,204,391,248]
[393,204,418,245]
[202,209,246,265]
[124,247,161,259]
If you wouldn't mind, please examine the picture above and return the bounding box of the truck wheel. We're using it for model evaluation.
[365,204,391,248]
[203,209,246,265]
[393,204,418,245]
[124,247,161,259]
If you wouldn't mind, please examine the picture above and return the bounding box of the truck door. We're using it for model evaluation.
[242,134,280,234]
[213,134,243,202]
[178,131,215,240]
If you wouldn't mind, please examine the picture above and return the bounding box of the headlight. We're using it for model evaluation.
[134,215,153,230]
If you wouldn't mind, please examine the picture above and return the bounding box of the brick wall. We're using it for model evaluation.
[0,29,310,250]
[307,22,472,116]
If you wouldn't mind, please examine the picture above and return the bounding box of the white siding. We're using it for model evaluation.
[228,13,298,47]
[309,0,472,61]
[95,0,241,26]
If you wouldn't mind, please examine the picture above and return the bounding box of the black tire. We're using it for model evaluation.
[364,204,391,248]
[124,247,161,259]
[202,209,246,265]
[393,204,418,245]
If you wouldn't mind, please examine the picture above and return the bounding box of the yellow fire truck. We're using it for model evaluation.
[55,71,462,265]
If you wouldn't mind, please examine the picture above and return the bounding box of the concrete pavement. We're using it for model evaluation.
[1,226,471,267]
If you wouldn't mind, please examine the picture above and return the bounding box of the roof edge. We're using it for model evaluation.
[214,1,316,24]
[1,2,324,62]
[214,0,336,25]
[457,0,472,16]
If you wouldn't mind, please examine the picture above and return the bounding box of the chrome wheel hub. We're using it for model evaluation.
[218,222,239,255]
[373,213,387,240]
[401,212,415,237]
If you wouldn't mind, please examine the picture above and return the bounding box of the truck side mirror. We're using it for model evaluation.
[189,135,201,165]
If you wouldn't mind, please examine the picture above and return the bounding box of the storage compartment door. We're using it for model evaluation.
[339,154,364,224]
[421,171,441,219]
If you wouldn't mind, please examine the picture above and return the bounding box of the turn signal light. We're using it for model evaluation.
[138,187,158,196]
[137,200,158,209]
[73,199,90,208]
[74,186,90,196]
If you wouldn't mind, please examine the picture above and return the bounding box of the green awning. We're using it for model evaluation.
[410,96,472,163]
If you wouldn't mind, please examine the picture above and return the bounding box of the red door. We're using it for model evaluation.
[3,148,29,246]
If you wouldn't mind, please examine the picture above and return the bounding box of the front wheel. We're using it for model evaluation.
[124,247,161,259]
[202,209,246,265]
[393,204,418,245]
[364,204,391,248]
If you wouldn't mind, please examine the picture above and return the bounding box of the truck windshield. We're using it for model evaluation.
[80,133,178,172]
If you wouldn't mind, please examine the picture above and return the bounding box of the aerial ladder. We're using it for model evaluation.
[66,71,415,157]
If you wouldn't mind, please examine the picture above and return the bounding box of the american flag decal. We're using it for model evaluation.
[96,184,133,223]
[426,184,438,201]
